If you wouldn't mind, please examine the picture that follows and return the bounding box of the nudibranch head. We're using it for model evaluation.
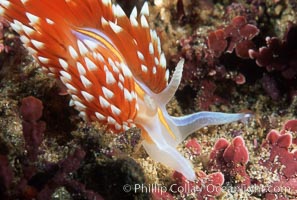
[0,0,251,181]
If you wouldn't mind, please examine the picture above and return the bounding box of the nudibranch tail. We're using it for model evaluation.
[0,0,252,181]
[142,139,196,180]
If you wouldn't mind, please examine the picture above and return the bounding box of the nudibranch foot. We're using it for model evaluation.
[143,140,196,180]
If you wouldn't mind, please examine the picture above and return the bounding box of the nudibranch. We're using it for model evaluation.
[0,0,251,180]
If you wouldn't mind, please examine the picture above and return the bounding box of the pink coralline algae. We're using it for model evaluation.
[173,15,260,111]
[208,136,251,188]
[282,119,297,145]
[35,148,103,200]
[20,96,46,161]
[260,73,281,101]
[197,80,229,110]
[246,21,297,100]
[185,138,202,156]
[0,155,14,199]
[172,170,224,199]
[259,120,297,198]
[249,23,297,80]
[0,96,105,200]
[208,16,259,58]
[151,190,174,200]
[20,96,44,122]
[248,22,297,100]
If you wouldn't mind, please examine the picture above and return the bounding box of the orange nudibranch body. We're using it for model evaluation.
[0,0,251,180]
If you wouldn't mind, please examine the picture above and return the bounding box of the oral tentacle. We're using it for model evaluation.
[154,59,184,105]
[170,112,252,144]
